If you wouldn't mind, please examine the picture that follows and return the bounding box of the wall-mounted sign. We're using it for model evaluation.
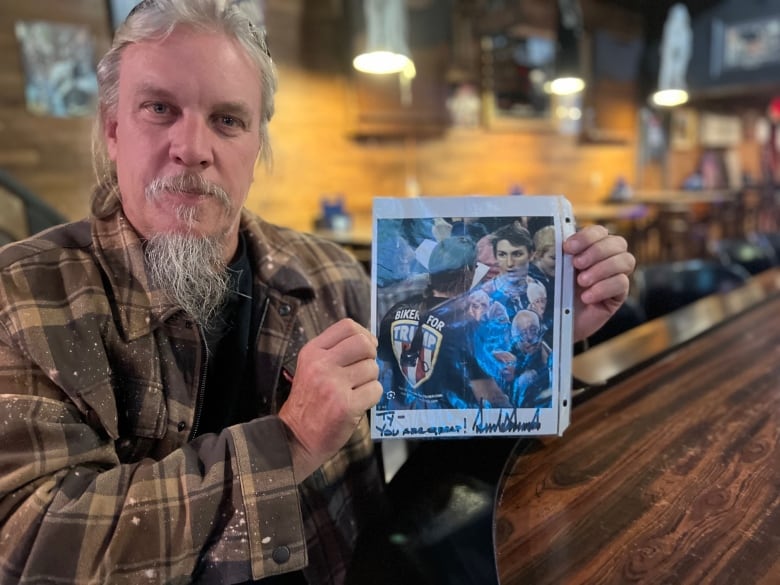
[699,112,742,147]
[711,16,780,77]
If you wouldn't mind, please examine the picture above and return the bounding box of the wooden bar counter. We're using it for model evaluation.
[494,269,780,584]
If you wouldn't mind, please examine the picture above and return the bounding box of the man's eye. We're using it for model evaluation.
[147,103,168,114]
[218,115,244,129]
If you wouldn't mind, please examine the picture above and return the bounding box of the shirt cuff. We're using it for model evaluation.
[229,416,306,580]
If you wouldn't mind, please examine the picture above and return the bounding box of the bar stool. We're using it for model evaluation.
[654,204,707,261]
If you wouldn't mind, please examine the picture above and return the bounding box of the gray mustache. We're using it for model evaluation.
[146,174,231,208]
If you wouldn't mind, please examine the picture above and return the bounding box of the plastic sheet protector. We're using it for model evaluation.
[371,195,575,439]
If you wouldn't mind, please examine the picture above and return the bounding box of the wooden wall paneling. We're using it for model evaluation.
[347,45,451,139]
[580,1,643,144]
[0,0,641,236]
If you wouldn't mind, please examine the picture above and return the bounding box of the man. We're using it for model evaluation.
[481,222,539,320]
[378,237,511,410]
[0,1,635,583]
[0,2,379,583]
[529,224,556,303]
[526,280,548,323]
[466,289,491,322]
[496,309,552,408]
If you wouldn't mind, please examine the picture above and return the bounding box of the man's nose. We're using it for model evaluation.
[168,114,214,169]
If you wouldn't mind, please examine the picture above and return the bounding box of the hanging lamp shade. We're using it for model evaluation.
[352,0,414,75]
[652,3,692,107]
[550,0,585,95]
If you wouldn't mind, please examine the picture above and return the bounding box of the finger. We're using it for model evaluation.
[310,318,376,350]
[351,379,383,411]
[572,236,631,272]
[577,250,636,289]
[579,273,631,305]
[330,332,378,367]
[564,224,609,254]
[346,357,379,389]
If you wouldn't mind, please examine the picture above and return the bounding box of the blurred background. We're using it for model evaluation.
[1,0,779,315]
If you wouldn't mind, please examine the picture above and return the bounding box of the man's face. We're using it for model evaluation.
[495,240,530,283]
[513,313,542,355]
[535,248,556,278]
[105,27,262,260]
[467,292,490,321]
[529,293,546,318]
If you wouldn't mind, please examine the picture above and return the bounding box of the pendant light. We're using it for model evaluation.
[652,3,692,107]
[550,0,585,96]
[352,0,414,75]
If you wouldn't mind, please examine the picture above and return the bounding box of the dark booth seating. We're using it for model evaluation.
[633,259,751,321]
[755,232,780,263]
[0,169,67,245]
[710,237,778,276]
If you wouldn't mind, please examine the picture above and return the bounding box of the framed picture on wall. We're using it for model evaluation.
[15,20,98,118]
[711,15,780,77]
[670,108,698,151]
[480,31,557,132]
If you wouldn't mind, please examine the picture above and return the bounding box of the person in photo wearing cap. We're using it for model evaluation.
[377,236,512,410]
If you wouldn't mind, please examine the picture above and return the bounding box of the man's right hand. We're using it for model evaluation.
[278,318,382,482]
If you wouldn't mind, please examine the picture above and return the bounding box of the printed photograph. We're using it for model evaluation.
[371,196,574,439]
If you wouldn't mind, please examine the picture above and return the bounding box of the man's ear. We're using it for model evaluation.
[104,110,119,161]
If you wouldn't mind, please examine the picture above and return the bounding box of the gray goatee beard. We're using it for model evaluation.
[142,172,235,327]
[145,233,230,328]
[145,173,233,222]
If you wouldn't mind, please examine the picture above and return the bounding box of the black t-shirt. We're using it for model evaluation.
[197,234,256,436]
[377,293,487,409]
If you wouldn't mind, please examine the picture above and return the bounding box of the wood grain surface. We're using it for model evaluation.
[495,284,780,584]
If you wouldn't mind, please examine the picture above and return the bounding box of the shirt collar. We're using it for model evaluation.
[91,208,316,342]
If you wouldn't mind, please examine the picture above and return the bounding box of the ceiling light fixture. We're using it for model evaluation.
[550,0,586,96]
[652,3,692,107]
[352,0,414,75]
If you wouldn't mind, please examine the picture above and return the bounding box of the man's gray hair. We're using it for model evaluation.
[91,0,277,217]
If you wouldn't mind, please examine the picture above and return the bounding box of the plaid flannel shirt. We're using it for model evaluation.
[0,207,382,584]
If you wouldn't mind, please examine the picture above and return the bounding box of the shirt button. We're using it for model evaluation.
[272,546,290,564]
[278,304,291,317]
[177,421,187,432]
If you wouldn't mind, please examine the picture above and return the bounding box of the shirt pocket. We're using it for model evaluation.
[110,378,168,462]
